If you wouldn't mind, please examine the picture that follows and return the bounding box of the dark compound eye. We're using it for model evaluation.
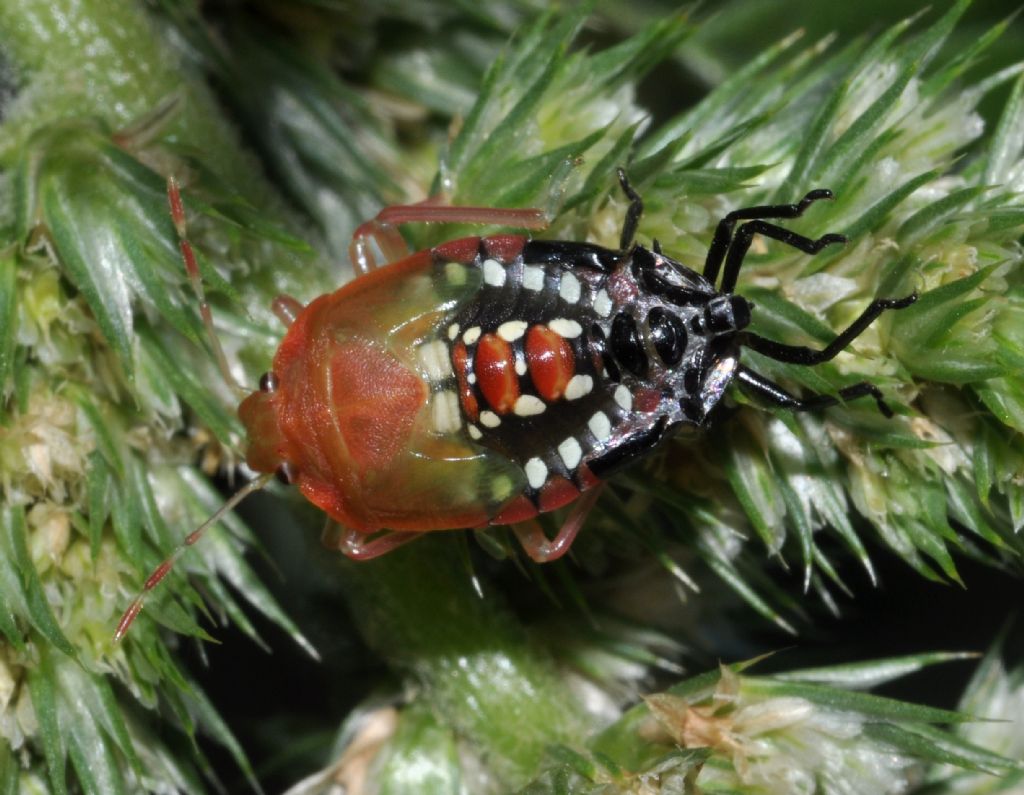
[647,307,687,366]
[275,461,296,484]
[611,313,648,377]
[259,371,279,392]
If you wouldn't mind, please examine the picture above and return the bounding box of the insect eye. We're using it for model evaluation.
[275,461,296,484]
[259,371,279,392]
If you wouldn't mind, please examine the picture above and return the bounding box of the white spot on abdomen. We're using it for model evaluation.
[480,410,501,428]
[614,384,632,411]
[557,437,583,470]
[463,326,482,345]
[523,265,545,291]
[588,411,611,441]
[483,258,506,287]
[564,374,593,400]
[514,395,546,416]
[548,318,582,338]
[594,289,612,317]
[559,272,581,304]
[497,320,527,341]
[525,457,547,489]
[468,424,482,440]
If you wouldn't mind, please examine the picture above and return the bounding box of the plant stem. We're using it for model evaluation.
[338,535,586,787]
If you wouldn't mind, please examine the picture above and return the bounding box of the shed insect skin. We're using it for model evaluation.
[113,171,915,641]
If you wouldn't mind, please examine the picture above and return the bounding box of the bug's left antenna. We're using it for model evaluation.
[113,472,274,643]
[167,177,246,395]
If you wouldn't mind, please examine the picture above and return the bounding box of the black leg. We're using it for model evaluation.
[703,189,837,289]
[588,415,669,478]
[616,167,644,251]
[719,221,846,294]
[741,293,917,365]
[736,366,896,418]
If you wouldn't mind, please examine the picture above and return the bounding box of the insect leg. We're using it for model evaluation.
[271,295,305,326]
[742,293,917,365]
[113,472,274,642]
[349,201,549,275]
[736,365,896,417]
[512,484,605,562]
[703,189,836,289]
[335,527,425,560]
[616,168,644,251]
[719,220,846,294]
[167,177,245,394]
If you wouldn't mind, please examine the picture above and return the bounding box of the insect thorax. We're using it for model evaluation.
[420,236,746,506]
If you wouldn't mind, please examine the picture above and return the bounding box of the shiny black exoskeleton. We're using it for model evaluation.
[545,169,916,478]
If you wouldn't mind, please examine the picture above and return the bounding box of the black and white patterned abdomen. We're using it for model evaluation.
[415,236,734,516]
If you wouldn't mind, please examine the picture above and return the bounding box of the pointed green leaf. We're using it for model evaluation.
[6,506,76,657]
[744,677,975,723]
[820,1,968,185]
[976,378,1024,434]
[703,554,796,635]
[725,428,785,554]
[865,722,1019,773]
[777,652,978,689]
[27,662,68,795]
[983,72,1024,186]
[0,743,18,795]
[0,249,16,398]
[841,169,939,242]
[86,451,113,559]
[137,327,239,442]
[640,30,803,158]
[65,731,125,795]
[897,186,991,243]
[70,389,125,478]
[36,164,135,377]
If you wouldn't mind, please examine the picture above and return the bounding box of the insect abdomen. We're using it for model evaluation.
[432,235,632,522]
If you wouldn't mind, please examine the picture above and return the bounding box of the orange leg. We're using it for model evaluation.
[167,177,246,395]
[349,201,550,275]
[272,295,304,326]
[512,484,605,563]
[333,526,426,561]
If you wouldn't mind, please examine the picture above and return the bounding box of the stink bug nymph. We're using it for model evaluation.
[114,170,915,640]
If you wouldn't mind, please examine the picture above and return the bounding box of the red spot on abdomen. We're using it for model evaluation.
[493,495,539,525]
[452,340,479,422]
[576,463,602,491]
[432,237,481,264]
[634,387,663,414]
[525,325,575,401]
[475,333,519,414]
[482,234,527,261]
[538,476,580,512]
